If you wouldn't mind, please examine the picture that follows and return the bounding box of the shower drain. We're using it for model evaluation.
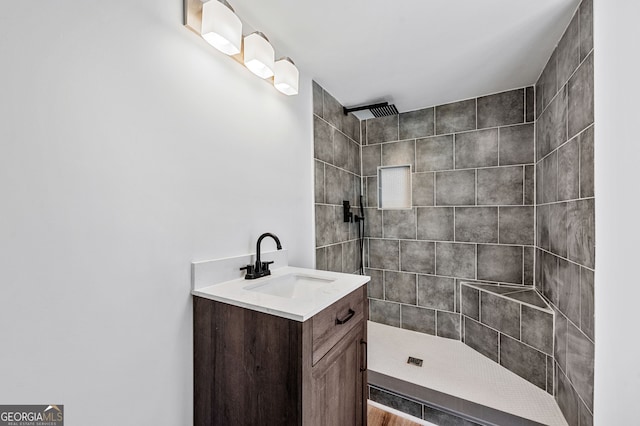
[407,356,423,367]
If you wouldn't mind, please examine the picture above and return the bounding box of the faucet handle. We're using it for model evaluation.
[240,264,255,275]
[261,261,274,272]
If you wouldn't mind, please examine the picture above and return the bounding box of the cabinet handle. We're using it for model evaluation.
[335,308,355,325]
[360,339,367,372]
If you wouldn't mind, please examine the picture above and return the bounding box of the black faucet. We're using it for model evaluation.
[240,233,282,279]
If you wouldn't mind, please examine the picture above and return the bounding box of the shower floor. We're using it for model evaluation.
[368,321,568,426]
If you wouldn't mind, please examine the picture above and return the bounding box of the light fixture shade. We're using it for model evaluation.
[201,0,242,56]
[274,58,299,96]
[243,32,275,79]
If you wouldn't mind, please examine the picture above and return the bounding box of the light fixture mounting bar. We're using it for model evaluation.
[183,0,203,33]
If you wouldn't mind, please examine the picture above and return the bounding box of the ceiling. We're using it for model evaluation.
[231,0,580,114]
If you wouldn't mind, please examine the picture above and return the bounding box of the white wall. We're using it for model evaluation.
[593,0,640,423]
[0,1,314,424]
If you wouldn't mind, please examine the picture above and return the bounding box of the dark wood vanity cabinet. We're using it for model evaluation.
[193,285,368,426]
[309,322,366,425]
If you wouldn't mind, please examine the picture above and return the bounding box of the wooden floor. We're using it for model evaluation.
[367,402,422,426]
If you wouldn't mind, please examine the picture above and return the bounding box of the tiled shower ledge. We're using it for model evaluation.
[463,283,551,311]
[368,321,568,426]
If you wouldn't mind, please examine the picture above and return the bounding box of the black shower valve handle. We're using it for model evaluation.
[343,200,354,223]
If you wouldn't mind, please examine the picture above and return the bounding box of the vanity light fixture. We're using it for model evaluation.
[274,57,299,96]
[183,0,298,95]
[243,32,275,79]
[201,0,242,56]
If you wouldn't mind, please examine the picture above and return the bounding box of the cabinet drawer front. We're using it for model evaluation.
[312,286,365,365]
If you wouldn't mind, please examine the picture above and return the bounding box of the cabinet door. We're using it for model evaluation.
[310,322,366,426]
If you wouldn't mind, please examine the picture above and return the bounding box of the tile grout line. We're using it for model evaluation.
[545,352,549,395]
[522,166,526,206]
[497,329,501,365]
[415,274,421,307]
[578,125,583,200]
[475,98,478,130]
[453,277,458,313]
[367,237,534,251]
[497,207,501,244]
[533,82,538,289]
[322,163,326,204]
[578,267,584,332]
[519,304,523,345]
[497,126,501,167]
[523,88,527,124]
[321,87,326,123]
[382,270,386,301]
[315,158,362,179]
[409,203,535,208]
[475,243,478,280]
[544,298,594,347]
[522,246,525,285]
[434,243,438,281]
[578,4,582,62]
[537,196,595,207]
[551,305,556,395]
[433,170,437,207]
[555,357,593,414]
[537,245,595,272]
[536,122,593,165]
[464,283,552,314]
[366,119,368,145]
[474,169,478,207]
[453,207,456,242]
[363,161,538,179]
[453,133,457,170]
[366,238,370,270]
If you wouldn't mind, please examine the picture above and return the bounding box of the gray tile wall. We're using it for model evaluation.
[312,3,595,422]
[362,86,535,342]
[535,0,594,423]
[313,82,363,275]
[460,283,554,392]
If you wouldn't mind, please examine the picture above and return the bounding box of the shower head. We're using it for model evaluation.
[343,101,399,117]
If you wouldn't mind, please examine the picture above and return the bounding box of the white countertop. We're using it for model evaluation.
[192,266,370,322]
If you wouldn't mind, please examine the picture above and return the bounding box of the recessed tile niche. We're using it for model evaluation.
[377,165,412,210]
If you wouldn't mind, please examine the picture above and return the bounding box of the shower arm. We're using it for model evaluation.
[343,102,390,115]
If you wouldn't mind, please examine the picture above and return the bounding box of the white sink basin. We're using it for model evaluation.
[244,273,336,299]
